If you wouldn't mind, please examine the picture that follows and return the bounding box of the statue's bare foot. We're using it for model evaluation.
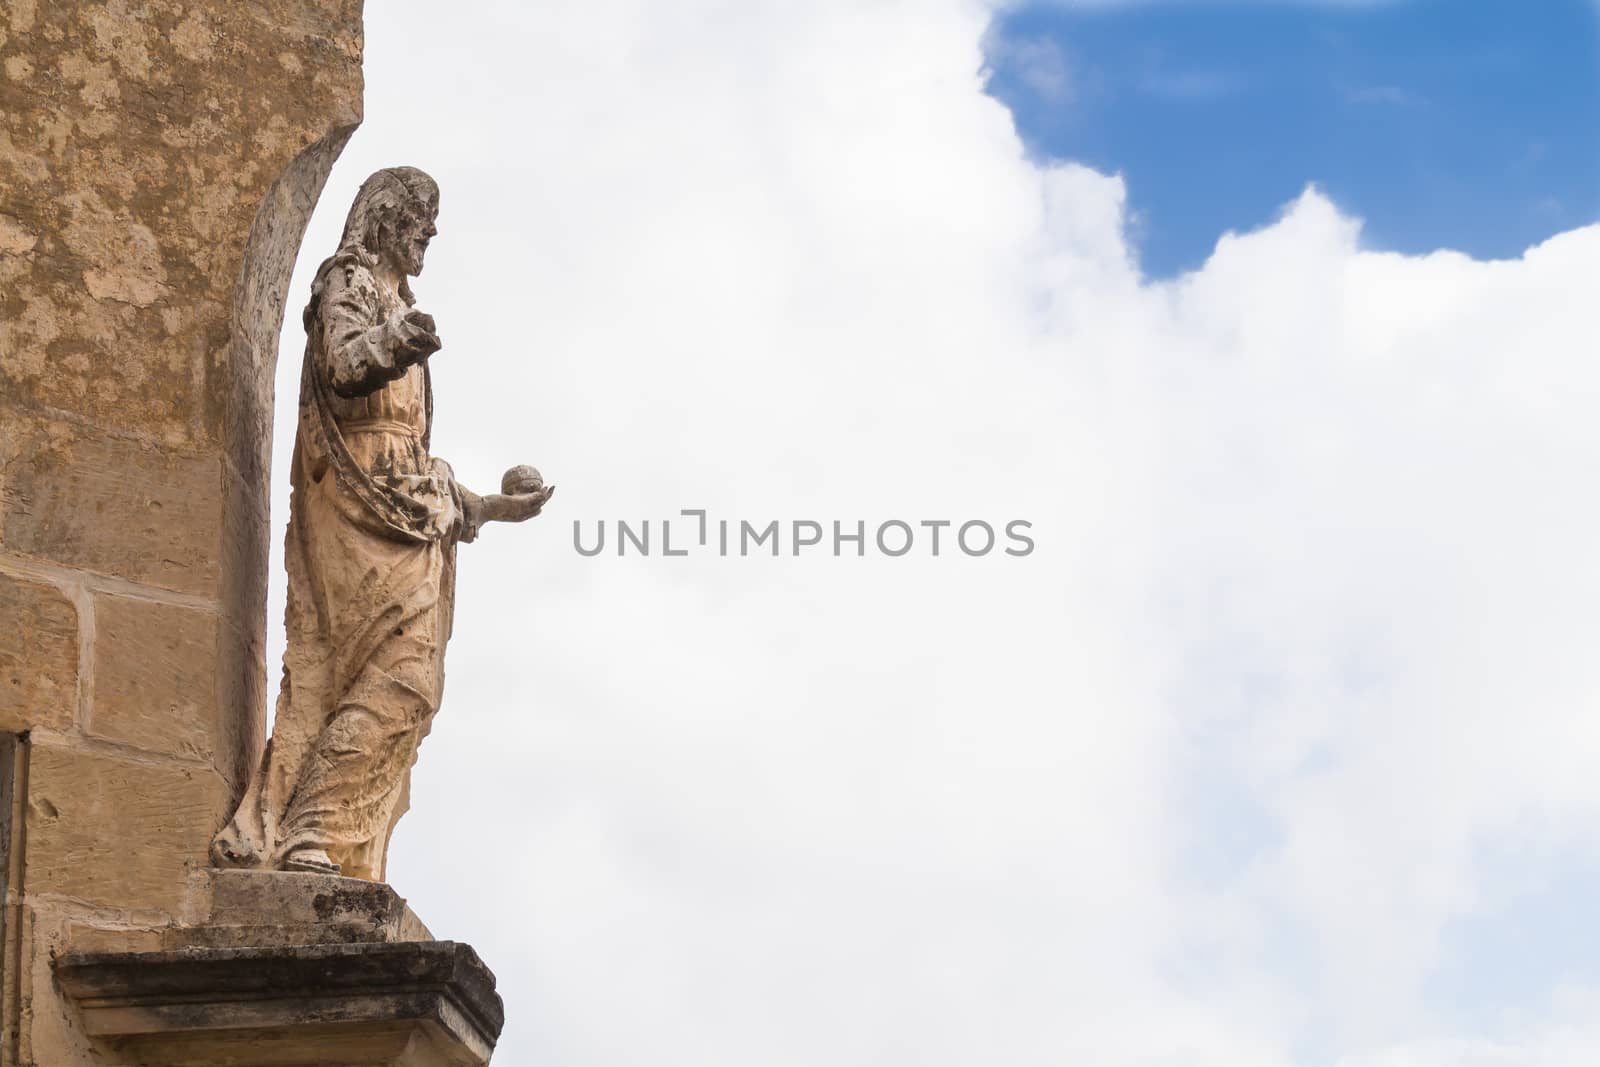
[283,848,341,875]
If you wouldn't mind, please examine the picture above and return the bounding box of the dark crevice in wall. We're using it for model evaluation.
[0,731,30,1066]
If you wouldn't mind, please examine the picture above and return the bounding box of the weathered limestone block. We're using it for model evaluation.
[90,594,219,760]
[0,570,78,733]
[23,741,226,914]
[0,414,223,598]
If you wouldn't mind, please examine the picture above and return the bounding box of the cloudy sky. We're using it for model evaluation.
[268,1,1600,1063]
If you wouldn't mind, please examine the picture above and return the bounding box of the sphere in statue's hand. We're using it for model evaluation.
[501,464,545,496]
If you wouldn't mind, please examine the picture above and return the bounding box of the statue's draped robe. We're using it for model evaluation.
[214,254,471,881]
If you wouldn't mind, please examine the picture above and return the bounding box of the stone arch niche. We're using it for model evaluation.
[220,125,362,794]
[0,3,363,1062]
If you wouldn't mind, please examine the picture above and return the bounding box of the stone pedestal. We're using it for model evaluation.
[52,872,504,1067]
[169,869,438,950]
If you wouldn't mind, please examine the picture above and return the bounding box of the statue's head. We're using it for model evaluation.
[338,166,440,278]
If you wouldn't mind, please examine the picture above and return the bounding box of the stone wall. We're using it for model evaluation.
[0,2,363,1062]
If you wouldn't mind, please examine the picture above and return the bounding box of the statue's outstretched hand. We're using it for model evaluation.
[491,484,555,523]
[464,485,554,534]
[458,466,553,542]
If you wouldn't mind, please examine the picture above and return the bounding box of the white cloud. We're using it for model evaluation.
[265,1,1600,1063]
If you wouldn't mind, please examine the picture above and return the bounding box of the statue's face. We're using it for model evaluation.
[391,204,438,277]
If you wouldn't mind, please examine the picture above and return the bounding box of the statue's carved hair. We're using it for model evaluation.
[305,166,439,327]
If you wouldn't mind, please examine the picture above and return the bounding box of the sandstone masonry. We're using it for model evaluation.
[0,2,363,1062]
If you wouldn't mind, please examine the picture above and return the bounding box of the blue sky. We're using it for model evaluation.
[984,0,1600,277]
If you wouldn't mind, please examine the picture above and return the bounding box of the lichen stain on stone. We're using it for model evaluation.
[170,11,216,63]
[85,0,157,80]
[0,129,49,181]
[160,305,191,336]
[0,211,37,253]
[58,53,123,110]
[41,112,74,157]
[63,203,170,307]
[0,295,63,379]
[6,0,37,34]
[84,267,169,307]
[159,113,224,150]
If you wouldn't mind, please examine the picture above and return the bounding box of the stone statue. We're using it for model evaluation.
[211,167,553,881]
